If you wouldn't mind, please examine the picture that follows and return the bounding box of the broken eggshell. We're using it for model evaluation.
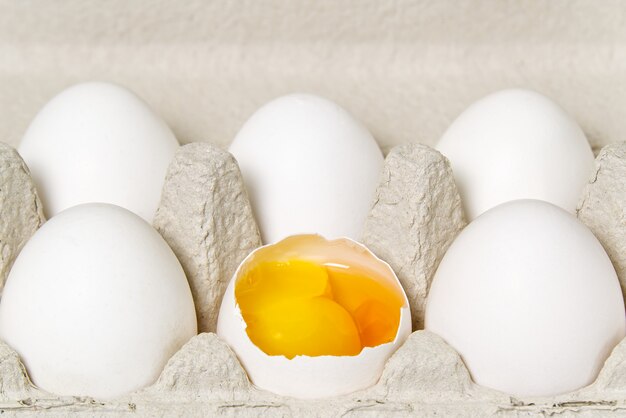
[216,235,412,399]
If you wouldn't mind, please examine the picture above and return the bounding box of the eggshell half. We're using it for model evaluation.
[18,82,179,222]
[229,94,383,244]
[216,235,411,399]
[0,203,197,398]
[425,199,626,397]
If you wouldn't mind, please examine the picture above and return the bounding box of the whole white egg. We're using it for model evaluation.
[217,235,412,399]
[436,89,595,220]
[18,82,178,222]
[425,199,626,397]
[229,94,383,244]
[0,203,197,398]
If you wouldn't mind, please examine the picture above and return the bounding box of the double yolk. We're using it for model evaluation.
[235,259,404,359]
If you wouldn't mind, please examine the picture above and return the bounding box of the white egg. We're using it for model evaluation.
[217,235,411,399]
[0,203,197,398]
[436,89,595,221]
[18,82,178,222]
[425,199,626,397]
[229,94,383,244]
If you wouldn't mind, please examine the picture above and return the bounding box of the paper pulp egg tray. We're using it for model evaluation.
[3,1,626,416]
[0,138,625,417]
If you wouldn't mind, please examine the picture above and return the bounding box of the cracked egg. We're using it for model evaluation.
[216,234,411,399]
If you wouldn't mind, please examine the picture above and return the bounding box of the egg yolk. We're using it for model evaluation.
[235,259,404,359]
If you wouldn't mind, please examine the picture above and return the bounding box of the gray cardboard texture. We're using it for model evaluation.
[153,142,262,333]
[0,143,45,293]
[362,144,466,330]
[578,142,626,302]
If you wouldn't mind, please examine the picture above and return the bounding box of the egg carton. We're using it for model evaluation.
[0,140,626,417]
